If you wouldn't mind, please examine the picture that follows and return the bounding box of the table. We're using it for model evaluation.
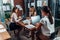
[0,24,11,40]
[24,25,36,40]
[17,21,36,40]
[31,30,35,40]
[0,31,11,40]
[0,34,4,40]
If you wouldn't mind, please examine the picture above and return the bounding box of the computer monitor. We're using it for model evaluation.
[31,15,40,25]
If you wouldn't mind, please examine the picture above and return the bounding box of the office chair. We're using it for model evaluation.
[49,30,58,40]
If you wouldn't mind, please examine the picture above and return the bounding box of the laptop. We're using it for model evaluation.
[31,15,40,25]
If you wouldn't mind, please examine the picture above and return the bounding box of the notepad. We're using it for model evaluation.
[25,24,35,29]
[0,24,6,33]
[0,29,6,33]
[23,20,30,24]
[0,25,4,28]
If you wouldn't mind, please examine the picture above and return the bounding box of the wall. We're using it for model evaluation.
[14,0,25,16]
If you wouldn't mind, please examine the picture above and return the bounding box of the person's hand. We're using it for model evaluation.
[35,23,42,30]
[19,16,22,19]
[29,27,36,31]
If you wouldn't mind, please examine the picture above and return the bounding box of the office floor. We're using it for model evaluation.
[9,29,32,40]
[8,28,60,40]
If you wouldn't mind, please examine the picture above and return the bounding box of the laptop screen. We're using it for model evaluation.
[31,15,40,25]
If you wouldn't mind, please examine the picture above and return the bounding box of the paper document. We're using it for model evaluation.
[0,24,6,33]
[0,29,6,33]
[25,24,35,29]
[0,25,4,28]
[23,20,30,24]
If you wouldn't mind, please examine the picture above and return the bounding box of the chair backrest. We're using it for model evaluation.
[50,30,58,40]
[53,37,60,40]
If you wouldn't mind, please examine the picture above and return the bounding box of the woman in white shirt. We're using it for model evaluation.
[29,6,37,17]
[35,6,55,40]
[9,7,22,40]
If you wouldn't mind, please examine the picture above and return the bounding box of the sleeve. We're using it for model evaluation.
[40,18,44,24]
[13,13,22,22]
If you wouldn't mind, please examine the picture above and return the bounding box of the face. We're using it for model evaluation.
[30,7,34,12]
[15,9,18,13]
[32,7,35,12]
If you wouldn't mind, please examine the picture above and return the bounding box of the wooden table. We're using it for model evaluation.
[0,24,11,40]
[24,25,35,40]
[31,30,35,40]
[17,21,35,40]
[0,31,11,40]
[0,34,4,40]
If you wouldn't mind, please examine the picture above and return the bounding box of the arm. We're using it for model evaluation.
[17,22,25,27]
[34,12,37,16]
[31,18,44,30]
[35,23,43,30]
[13,14,22,22]
[30,23,43,31]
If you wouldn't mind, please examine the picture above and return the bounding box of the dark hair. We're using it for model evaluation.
[41,6,53,24]
[30,6,34,8]
[30,6,35,11]
[12,7,18,13]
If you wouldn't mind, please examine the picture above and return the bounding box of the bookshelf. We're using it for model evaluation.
[0,0,13,23]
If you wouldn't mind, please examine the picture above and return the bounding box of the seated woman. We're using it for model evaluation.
[23,6,37,38]
[29,6,37,17]
[34,6,55,40]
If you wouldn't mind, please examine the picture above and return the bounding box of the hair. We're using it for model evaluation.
[30,6,36,13]
[41,6,53,24]
[12,7,18,13]
[30,6,34,8]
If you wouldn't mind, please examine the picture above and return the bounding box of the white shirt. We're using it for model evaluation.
[40,16,55,36]
[10,13,21,23]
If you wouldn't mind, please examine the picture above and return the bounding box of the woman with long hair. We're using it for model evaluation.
[35,6,55,40]
[9,7,22,40]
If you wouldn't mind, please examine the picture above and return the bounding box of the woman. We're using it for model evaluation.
[9,7,22,39]
[35,6,55,40]
[29,6,37,17]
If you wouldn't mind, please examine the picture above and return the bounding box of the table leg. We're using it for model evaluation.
[31,31,35,40]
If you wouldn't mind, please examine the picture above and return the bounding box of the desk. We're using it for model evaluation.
[17,21,35,40]
[0,31,11,40]
[24,25,35,40]
[0,34,4,40]
[0,24,11,40]
[31,30,35,40]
